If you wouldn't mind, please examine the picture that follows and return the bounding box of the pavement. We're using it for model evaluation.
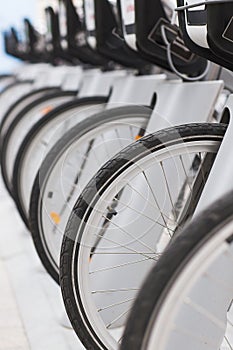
[0,173,84,350]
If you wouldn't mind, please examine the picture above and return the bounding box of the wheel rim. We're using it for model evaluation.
[70,138,222,349]
[4,95,73,187]
[20,103,105,216]
[39,116,149,275]
[145,220,233,350]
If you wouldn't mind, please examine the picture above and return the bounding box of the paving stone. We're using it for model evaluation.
[0,174,84,350]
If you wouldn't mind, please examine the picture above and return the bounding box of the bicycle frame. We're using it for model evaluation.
[196,94,233,213]
[81,78,224,326]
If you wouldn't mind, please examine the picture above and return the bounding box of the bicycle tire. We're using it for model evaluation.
[60,123,227,350]
[121,190,233,350]
[0,90,76,196]
[0,87,60,145]
[0,81,33,123]
[13,96,108,228]
[29,105,152,283]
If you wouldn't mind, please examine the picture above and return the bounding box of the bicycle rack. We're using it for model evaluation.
[34,66,78,89]
[51,73,168,208]
[147,80,224,131]
[108,74,166,106]
[78,70,166,102]
[77,69,128,98]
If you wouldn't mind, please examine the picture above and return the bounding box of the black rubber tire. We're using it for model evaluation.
[29,105,152,284]
[0,81,33,130]
[0,74,14,80]
[0,90,76,197]
[120,189,233,350]
[0,76,16,92]
[13,96,108,229]
[0,80,32,97]
[59,123,227,350]
[0,87,60,146]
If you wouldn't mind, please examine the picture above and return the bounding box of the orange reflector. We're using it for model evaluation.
[50,212,61,224]
[42,106,53,115]
[135,135,142,141]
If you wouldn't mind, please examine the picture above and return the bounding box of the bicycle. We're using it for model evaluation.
[27,0,212,289]
[58,0,225,349]
[120,0,233,348]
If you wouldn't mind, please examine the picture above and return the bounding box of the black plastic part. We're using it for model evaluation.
[45,7,74,64]
[58,0,109,67]
[23,18,52,63]
[177,0,233,72]
[134,0,207,75]
[94,0,150,69]
[207,3,233,67]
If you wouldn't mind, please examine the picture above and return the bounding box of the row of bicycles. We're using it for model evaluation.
[1,0,233,349]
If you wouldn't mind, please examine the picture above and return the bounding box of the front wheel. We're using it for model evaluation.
[60,123,227,350]
[121,190,233,350]
[29,105,152,283]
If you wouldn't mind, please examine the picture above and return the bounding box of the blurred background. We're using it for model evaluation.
[0,0,83,73]
[0,0,59,73]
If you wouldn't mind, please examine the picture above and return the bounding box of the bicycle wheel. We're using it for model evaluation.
[0,91,76,195]
[60,123,226,350]
[0,76,16,93]
[29,106,152,283]
[121,190,233,350]
[0,87,59,145]
[13,97,107,227]
[0,81,33,123]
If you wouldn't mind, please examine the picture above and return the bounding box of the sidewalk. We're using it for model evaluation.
[0,174,84,350]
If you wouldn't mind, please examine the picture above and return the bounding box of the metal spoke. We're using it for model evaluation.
[179,155,192,192]
[114,128,126,148]
[126,182,172,222]
[98,297,135,312]
[91,288,139,294]
[198,152,206,185]
[142,170,174,237]
[51,140,96,233]
[89,257,153,274]
[227,318,233,329]
[114,196,175,233]
[184,297,226,329]
[224,335,233,350]
[106,307,131,329]
[100,133,112,159]
[102,214,156,254]
[89,142,108,167]
[117,335,123,344]
[159,161,177,220]
[91,252,157,255]
[129,125,136,140]
[93,232,158,262]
